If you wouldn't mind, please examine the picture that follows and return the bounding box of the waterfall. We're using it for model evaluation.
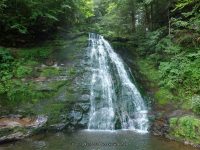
[88,33,148,133]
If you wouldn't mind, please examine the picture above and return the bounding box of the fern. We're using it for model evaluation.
[11,24,28,34]
[45,13,58,21]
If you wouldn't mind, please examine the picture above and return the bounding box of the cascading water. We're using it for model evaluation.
[88,33,148,133]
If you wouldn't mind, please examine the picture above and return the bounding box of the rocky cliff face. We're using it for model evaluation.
[0,33,91,143]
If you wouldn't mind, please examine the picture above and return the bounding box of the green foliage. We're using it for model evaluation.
[137,58,160,83]
[0,82,6,94]
[191,95,200,115]
[173,30,199,47]
[156,37,181,55]
[0,0,94,44]
[137,24,200,104]
[77,0,94,19]
[93,0,139,37]
[0,0,6,12]
[5,80,30,101]
[172,0,200,33]
[106,2,117,14]
[159,50,200,94]
[137,28,166,55]
[0,47,14,81]
[18,47,53,60]
[0,46,53,103]
[15,60,38,78]
[0,48,13,69]
[16,65,33,78]
[169,116,200,144]
[144,0,153,5]
[1,80,44,102]
[174,0,197,11]
[155,88,173,105]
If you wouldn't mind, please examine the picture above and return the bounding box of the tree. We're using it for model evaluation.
[0,0,94,45]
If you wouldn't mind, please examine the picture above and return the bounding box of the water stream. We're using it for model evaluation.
[88,33,148,132]
[1,131,198,150]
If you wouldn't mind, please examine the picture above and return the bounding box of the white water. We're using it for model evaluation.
[88,33,148,133]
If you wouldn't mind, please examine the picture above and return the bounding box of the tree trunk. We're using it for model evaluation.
[145,4,150,31]
[131,10,136,32]
[150,3,153,31]
[129,0,136,32]
[168,8,171,36]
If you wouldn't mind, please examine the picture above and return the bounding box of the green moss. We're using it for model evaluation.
[74,36,87,45]
[65,91,77,102]
[5,80,36,102]
[181,99,192,110]
[44,103,64,114]
[35,80,67,92]
[169,115,200,144]
[43,103,65,124]
[67,68,77,76]
[155,88,173,105]
[49,80,67,91]
[40,67,60,77]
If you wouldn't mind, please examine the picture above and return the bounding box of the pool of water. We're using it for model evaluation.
[0,130,198,150]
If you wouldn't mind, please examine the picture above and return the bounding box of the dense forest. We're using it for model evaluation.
[0,0,200,149]
[0,0,93,45]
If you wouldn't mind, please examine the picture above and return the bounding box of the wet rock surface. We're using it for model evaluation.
[150,114,169,136]
[67,102,90,129]
[0,115,47,143]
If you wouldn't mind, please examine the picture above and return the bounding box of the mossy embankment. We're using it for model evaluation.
[135,55,200,147]
[133,39,199,147]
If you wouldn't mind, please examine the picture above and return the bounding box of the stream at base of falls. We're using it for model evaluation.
[0,131,198,150]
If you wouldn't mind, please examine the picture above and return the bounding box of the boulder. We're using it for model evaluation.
[0,115,47,144]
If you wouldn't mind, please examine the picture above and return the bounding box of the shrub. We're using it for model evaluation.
[155,37,181,55]
[0,82,5,94]
[169,116,200,144]
[154,88,174,105]
[16,66,33,78]
[158,51,200,94]
[0,48,14,82]
[18,47,53,60]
